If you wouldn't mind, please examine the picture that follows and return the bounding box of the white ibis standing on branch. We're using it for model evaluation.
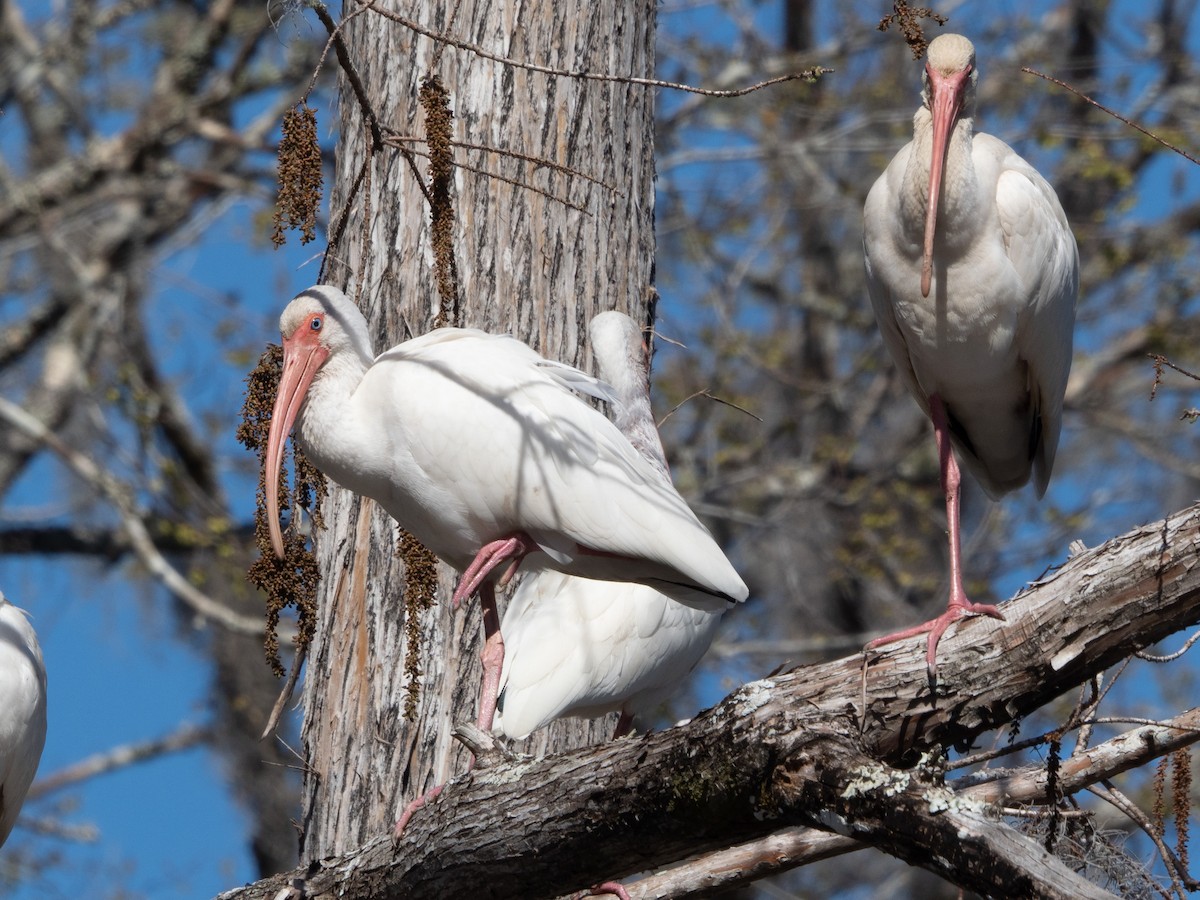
[0,591,48,848]
[494,312,727,740]
[264,286,747,740]
[862,33,1078,675]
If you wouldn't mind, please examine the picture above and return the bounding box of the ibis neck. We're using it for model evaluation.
[293,348,378,492]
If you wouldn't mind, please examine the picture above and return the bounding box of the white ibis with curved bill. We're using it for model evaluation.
[0,591,48,848]
[862,33,1078,676]
[494,311,726,740]
[264,286,748,739]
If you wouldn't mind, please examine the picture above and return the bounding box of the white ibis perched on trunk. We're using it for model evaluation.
[494,312,726,740]
[0,591,48,848]
[862,33,1078,676]
[265,286,747,739]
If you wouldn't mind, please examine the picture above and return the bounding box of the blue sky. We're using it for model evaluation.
[1,215,314,897]
[3,1,1200,897]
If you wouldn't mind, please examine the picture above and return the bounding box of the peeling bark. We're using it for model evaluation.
[217,503,1199,899]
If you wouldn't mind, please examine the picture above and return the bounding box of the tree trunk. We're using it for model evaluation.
[301,0,658,860]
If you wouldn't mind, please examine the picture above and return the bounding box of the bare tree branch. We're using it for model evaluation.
[0,395,269,636]
[359,0,828,95]
[214,502,1200,899]
[28,723,211,800]
[592,704,1200,897]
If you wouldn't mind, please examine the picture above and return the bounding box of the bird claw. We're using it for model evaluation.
[452,532,538,608]
[867,600,1005,681]
[581,882,631,900]
[393,784,445,843]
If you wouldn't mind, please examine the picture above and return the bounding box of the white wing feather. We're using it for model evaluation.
[353,329,747,605]
[991,141,1078,495]
[495,553,722,738]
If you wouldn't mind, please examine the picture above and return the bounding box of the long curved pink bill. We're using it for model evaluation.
[265,336,327,559]
[921,66,967,298]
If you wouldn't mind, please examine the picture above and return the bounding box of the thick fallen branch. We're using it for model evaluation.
[612,704,1200,898]
[216,503,1200,899]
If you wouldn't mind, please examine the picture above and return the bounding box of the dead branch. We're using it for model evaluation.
[28,724,211,800]
[614,704,1200,897]
[1022,67,1200,167]
[214,502,1200,899]
[0,396,269,636]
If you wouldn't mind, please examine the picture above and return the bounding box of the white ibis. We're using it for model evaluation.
[493,312,726,740]
[862,33,1078,675]
[0,591,48,848]
[265,286,748,740]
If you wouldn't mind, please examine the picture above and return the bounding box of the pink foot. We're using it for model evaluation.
[585,882,631,900]
[452,532,539,608]
[868,600,1004,678]
[393,784,444,841]
[871,394,1005,682]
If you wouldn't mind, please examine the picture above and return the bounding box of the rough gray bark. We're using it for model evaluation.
[300,0,658,860]
[218,501,1200,899]
[623,703,1200,897]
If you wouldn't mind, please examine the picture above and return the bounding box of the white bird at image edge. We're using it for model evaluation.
[0,591,48,848]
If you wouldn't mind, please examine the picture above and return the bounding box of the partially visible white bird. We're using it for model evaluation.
[493,312,726,740]
[0,591,48,848]
[265,286,748,737]
[862,33,1078,675]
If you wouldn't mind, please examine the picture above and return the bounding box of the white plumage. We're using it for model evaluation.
[494,312,725,739]
[266,286,748,609]
[862,34,1078,672]
[0,592,47,848]
[265,287,747,738]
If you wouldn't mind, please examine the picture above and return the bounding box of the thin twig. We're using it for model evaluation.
[1022,68,1200,167]
[1150,353,1200,401]
[1080,717,1200,733]
[28,724,211,799]
[1137,628,1200,662]
[361,0,827,96]
[384,131,617,192]
[307,0,430,212]
[428,0,463,70]
[321,154,370,285]
[658,389,763,428]
[383,138,592,214]
[0,396,270,636]
[1074,674,1103,753]
[1090,782,1196,897]
[309,1,383,151]
[262,640,309,741]
[999,806,1093,819]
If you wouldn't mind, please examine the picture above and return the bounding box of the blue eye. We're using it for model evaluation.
[310,316,323,331]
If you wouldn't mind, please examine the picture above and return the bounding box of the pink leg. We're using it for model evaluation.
[393,784,444,840]
[585,883,631,900]
[476,583,505,735]
[395,586,508,841]
[868,394,1003,678]
[452,531,539,609]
